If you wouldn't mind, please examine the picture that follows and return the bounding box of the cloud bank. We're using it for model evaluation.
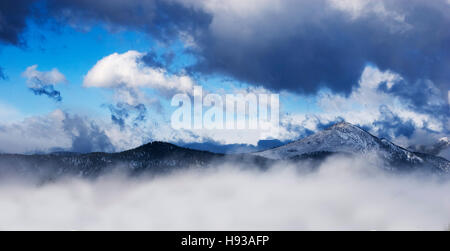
[0,156,449,230]
[0,110,114,154]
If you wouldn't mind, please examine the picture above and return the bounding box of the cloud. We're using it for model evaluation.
[0,110,70,153]
[184,0,450,95]
[317,65,447,133]
[141,51,175,70]
[372,105,416,140]
[83,50,195,95]
[106,102,147,130]
[61,113,116,153]
[408,137,450,156]
[0,110,114,154]
[46,0,211,41]
[22,65,67,101]
[378,79,449,121]
[0,156,449,230]
[0,0,35,45]
[29,84,62,102]
[0,105,190,154]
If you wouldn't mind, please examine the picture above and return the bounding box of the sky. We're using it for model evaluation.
[0,0,449,156]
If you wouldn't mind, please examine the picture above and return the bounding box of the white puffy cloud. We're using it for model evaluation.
[22,65,67,85]
[83,50,195,95]
[82,50,199,130]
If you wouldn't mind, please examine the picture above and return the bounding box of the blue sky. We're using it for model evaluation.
[0,0,448,155]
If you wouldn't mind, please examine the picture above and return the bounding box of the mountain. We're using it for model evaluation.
[253,122,450,173]
[0,123,448,180]
[180,139,287,154]
[0,142,271,180]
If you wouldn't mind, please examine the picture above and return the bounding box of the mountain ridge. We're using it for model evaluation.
[0,122,448,180]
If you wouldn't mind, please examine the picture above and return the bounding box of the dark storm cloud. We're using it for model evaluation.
[191,0,450,95]
[46,0,211,42]
[191,12,367,94]
[62,113,115,153]
[107,103,147,129]
[0,0,36,45]
[369,1,450,93]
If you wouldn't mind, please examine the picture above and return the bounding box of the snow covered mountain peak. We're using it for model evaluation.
[254,122,380,160]
[328,121,359,130]
[439,137,449,144]
[253,122,450,173]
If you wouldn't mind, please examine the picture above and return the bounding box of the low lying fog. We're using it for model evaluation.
[0,155,449,230]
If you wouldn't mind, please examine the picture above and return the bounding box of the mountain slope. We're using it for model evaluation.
[254,122,449,173]
[0,142,271,180]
